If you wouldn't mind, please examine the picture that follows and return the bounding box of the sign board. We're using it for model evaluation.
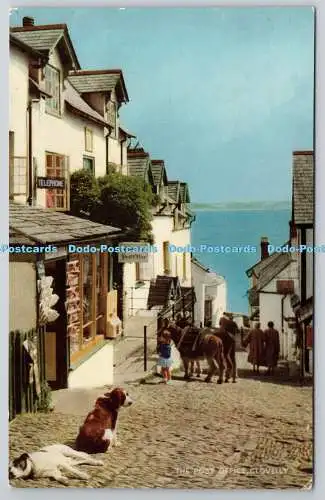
[37,177,65,189]
[117,242,150,263]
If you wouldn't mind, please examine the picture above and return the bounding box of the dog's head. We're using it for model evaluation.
[9,453,33,480]
[103,387,133,409]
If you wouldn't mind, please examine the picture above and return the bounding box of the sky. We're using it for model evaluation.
[10,7,315,203]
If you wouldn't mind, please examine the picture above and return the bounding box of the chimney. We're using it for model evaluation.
[23,16,35,27]
[260,237,269,260]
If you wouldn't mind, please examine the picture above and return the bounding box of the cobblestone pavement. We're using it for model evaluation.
[9,354,313,490]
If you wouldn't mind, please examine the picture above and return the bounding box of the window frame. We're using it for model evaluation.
[84,127,94,153]
[69,253,108,364]
[45,64,61,116]
[45,152,69,211]
[83,155,95,175]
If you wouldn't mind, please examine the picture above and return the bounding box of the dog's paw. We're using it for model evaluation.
[112,440,121,447]
[93,460,104,466]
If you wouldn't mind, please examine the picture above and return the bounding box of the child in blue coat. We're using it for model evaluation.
[157,329,172,384]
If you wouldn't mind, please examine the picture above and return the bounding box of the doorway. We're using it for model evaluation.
[44,258,68,389]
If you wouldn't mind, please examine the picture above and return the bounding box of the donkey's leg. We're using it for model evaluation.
[189,360,194,377]
[183,358,190,379]
[196,361,201,377]
[205,357,217,382]
[216,354,224,384]
[225,352,232,383]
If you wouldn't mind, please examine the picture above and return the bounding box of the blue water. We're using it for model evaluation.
[191,209,291,314]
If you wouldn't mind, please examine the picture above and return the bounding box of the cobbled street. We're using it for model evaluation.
[9,353,312,490]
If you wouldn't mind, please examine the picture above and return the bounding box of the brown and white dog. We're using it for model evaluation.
[75,388,133,454]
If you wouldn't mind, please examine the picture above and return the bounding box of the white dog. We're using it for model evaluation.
[9,444,104,485]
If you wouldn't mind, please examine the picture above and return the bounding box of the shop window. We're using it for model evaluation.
[68,252,108,363]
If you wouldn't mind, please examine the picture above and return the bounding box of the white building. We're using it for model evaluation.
[246,238,299,362]
[122,149,195,321]
[9,17,132,389]
[191,257,227,327]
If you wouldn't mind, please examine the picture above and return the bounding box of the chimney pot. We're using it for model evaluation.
[23,16,35,27]
[260,236,269,260]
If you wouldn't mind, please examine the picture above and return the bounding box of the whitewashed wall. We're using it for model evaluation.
[9,46,29,204]
[170,227,192,287]
[259,260,299,359]
[191,261,226,327]
[9,46,29,157]
[68,343,114,388]
[9,261,37,331]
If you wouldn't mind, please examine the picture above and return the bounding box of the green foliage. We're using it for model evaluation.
[70,169,100,217]
[70,169,154,243]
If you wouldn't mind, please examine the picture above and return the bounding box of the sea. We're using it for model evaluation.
[191,209,291,314]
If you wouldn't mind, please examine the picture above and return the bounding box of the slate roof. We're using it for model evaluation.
[9,203,121,246]
[119,126,135,138]
[11,28,64,52]
[10,24,80,69]
[68,70,129,102]
[127,154,154,184]
[246,241,290,278]
[167,181,180,203]
[64,80,108,127]
[250,252,292,292]
[151,160,168,186]
[10,33,44,58]
[179,182,190,203]
[147,276,175,309]
[292,151,314,225]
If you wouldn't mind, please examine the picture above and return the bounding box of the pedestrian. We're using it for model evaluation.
[157,328,173,384]
[242,322,265,374]
[263,321,280,375]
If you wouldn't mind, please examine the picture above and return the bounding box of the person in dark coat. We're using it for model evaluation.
[264,321,280,375]
[242,322,265,373]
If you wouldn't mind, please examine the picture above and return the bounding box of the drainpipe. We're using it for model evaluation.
[27,99,33,206]
[105,133,109,175]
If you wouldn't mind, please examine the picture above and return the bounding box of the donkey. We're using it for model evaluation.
[165,320,225,383]
[216,316,238,383]
[175,315,201,378]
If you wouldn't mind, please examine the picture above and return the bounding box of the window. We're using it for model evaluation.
[106,100,116,138]
[85,127,93,152]
[83,156,95,174]
[163,241,171,274]
[68,253,108,362]
[45,65,60,115]
[9,131,28,199]
[45,152,68,210]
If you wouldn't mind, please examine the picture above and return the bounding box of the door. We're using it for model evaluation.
[204,299,213,326]
[44,258,68,389]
